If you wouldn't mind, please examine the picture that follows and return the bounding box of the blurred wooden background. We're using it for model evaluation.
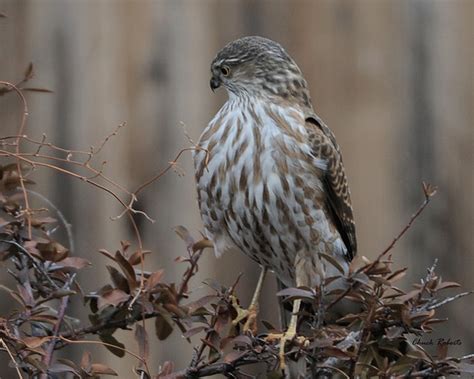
[1,0,472,376]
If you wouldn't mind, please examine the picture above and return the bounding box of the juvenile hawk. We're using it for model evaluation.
[193,36,356,358]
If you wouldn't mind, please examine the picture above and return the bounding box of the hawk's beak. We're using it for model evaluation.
[210,76,220,92]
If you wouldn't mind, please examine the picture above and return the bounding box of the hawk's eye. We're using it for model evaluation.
[220,66,230,76]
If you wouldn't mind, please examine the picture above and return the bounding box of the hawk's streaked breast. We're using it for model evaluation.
[194,95,349,287]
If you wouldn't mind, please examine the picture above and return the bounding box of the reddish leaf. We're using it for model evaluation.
[135,324,150,361]
[387,268,408,283]
[17,283,34,307]
[80,351,91,371]
[146,269,165,292]
[54,257,91,270]
[155,313,173,340]
[107,265,130,293]
[224,351,246,364]
[436,281,461,291]
[185,295,219,314]
[120,240,131,252]
[37,241,69,262]
[24,62,34,80]
[336,313,361,324]
[398,289,421,303]
[277,287,315,301]
[164,303,187,318]
[406,347,431,362]
[98,249,116,261]
[115,250,137,290]
[182,326,207,339]
[157,361,175,377]
[98,289,130,308]
[424,318,448,325]
[128,250,151,266]
[90,363,118,376]
[22,336,49,349]
[99,334,125,358]
[30,216,57,227]
[203,330,221,361]
[29,314,59,324]
[410,309,435,323]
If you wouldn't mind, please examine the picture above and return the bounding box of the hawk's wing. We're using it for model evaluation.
[306,115,357,261]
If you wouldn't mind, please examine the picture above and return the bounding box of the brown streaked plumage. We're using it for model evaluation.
[193,36,356,363]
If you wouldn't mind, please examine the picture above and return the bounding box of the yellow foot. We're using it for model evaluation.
[242,304,258,334]
[231,296,259,334]
[266,331,307,370]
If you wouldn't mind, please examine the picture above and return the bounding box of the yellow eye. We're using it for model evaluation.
[220,66,230,76]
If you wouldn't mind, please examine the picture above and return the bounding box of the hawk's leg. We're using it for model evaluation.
[266,298,306,369]
[232,266,267,334]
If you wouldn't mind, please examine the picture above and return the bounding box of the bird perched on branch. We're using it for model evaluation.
[193,36,356,370]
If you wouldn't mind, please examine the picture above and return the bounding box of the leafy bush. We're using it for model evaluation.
[1,64,472,379]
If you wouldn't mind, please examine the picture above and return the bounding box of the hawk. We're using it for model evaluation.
[193,36,356,363]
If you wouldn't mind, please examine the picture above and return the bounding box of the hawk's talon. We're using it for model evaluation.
[230,268,267,335]
[232,301,259,334]
[265,330,306,370]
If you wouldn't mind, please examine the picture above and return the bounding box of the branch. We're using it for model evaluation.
[378,182,437,259]
[184,357,260,378]
[0,338,24,379]
[0,81,32,238]
[427,291,473,310]
[40,274,76,378]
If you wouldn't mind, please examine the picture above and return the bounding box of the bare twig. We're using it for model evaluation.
[427,291,473,310]
[0,338,24,379]
[40,273,76,378]
[378,182,437,260]
[59,336,151,375]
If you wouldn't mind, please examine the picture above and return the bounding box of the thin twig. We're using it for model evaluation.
[0,338,24,379]
[40,273,76,379]
[378,182,437,260]
[59,336,151,375]
[427,291,473,310]
[177,248,205,301]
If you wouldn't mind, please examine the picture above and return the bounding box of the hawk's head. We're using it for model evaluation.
[210,36,312,107]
